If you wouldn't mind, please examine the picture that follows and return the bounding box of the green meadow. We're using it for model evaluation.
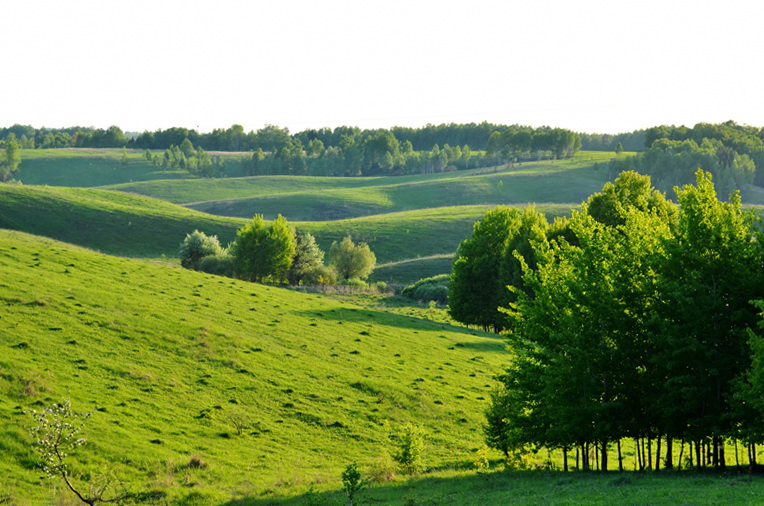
[0,230,505,503]
[0,184,574,264]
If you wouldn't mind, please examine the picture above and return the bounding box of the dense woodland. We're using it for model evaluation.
[606,121,764,199]
[450,170,764,471]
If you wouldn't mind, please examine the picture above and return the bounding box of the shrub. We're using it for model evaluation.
[179,230,223,269]
[197,254,234,277]
[401,274,449,304]
[392,423,426,474]
[341,462,366,506]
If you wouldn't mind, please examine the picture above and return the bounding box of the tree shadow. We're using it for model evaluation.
[223,467,764,505]
[293,306,501,340]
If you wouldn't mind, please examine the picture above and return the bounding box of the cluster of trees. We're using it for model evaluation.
[180,216,376,287]
[607,137,756,200]
[0,122,581,177]
[579,130,646,152]
[147,138,225,177]
[0,133,21,182]
[455,171,764,471]
[603,121,764,198]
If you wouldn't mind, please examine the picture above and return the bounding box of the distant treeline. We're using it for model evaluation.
[0,123,582,177]
[579,130,646,152]
[604,121,764,198]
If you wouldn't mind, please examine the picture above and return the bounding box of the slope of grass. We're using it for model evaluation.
[15,149,250,187]
[371,255,455,286]
[104,153,615,205]
[187,164,610,220]
[0,185,575,264]
[0,185,245,257]
[0,230,507,503]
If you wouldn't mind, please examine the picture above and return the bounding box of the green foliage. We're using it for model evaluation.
[233,214,296,283]
[392,423,426,474]
[449,206,523,332]
[496,170,764,470]
[615,141,624,154]
[329,236,376,281]
[341,463,366,506]
[197,253,234,277]
[1,133,21,182]
[288,231,326,285]
[401,274,449,304]
[179,230,224,269]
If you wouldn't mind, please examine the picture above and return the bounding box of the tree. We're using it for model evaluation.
[287,231,326,285]
[652,170,762,466]
[180,137,195,158]
[120,147,128,166]
[233,215,296,283]
[615,141,624,155]
[329,236,376,280]
[449,206,520,332]
[1,133,21,182]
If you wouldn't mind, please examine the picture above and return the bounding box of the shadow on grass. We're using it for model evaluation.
[224,468,764,506]
[294,306,501,340]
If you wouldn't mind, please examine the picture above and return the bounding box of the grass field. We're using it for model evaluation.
[0,230,506,503]
[4,230,764,505]
[104,153,618,221]
[15,149,250,187]
[0,184,576,265]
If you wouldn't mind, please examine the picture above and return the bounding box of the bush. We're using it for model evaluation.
[392,423,426,474]
[339,277,368,288]
[401,274,449,304]
[179,230,223,269]
[341,463,366,506]
[197,254,234,277]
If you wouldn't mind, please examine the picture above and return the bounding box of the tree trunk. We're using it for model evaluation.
[695,440,701,470]
[656,436,661,471]
[601,440,608,472]
[678,438,685,471]
[563,446,568,472]
[735,439,739,468]
[720,438,726,469]
[647,436,652,470]
[665,436,673,470]
[576,446,580,471]
[617,439,623,472]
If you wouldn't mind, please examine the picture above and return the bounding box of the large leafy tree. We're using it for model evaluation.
[233,214,296,283]
[449,206,521,332]
[652,170,763,466]
[328,236,376,280]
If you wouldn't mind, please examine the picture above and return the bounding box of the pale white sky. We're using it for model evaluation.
[4,0,764,134]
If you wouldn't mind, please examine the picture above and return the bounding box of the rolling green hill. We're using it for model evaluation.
[106,152,617,221]
[0,185,575,265]
[15,149,249,187]
[0,230,505,503]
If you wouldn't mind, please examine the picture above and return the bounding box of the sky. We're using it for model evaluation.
[4,0,764,135]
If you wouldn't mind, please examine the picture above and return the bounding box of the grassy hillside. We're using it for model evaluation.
[0,230,506,503]
[186,164,609,220]
[371,255,455,286]
[105,153,617,221]
[15,149,249,187]
[0,185,574,265]
[0,185,244,257]
[105,153,615,204]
